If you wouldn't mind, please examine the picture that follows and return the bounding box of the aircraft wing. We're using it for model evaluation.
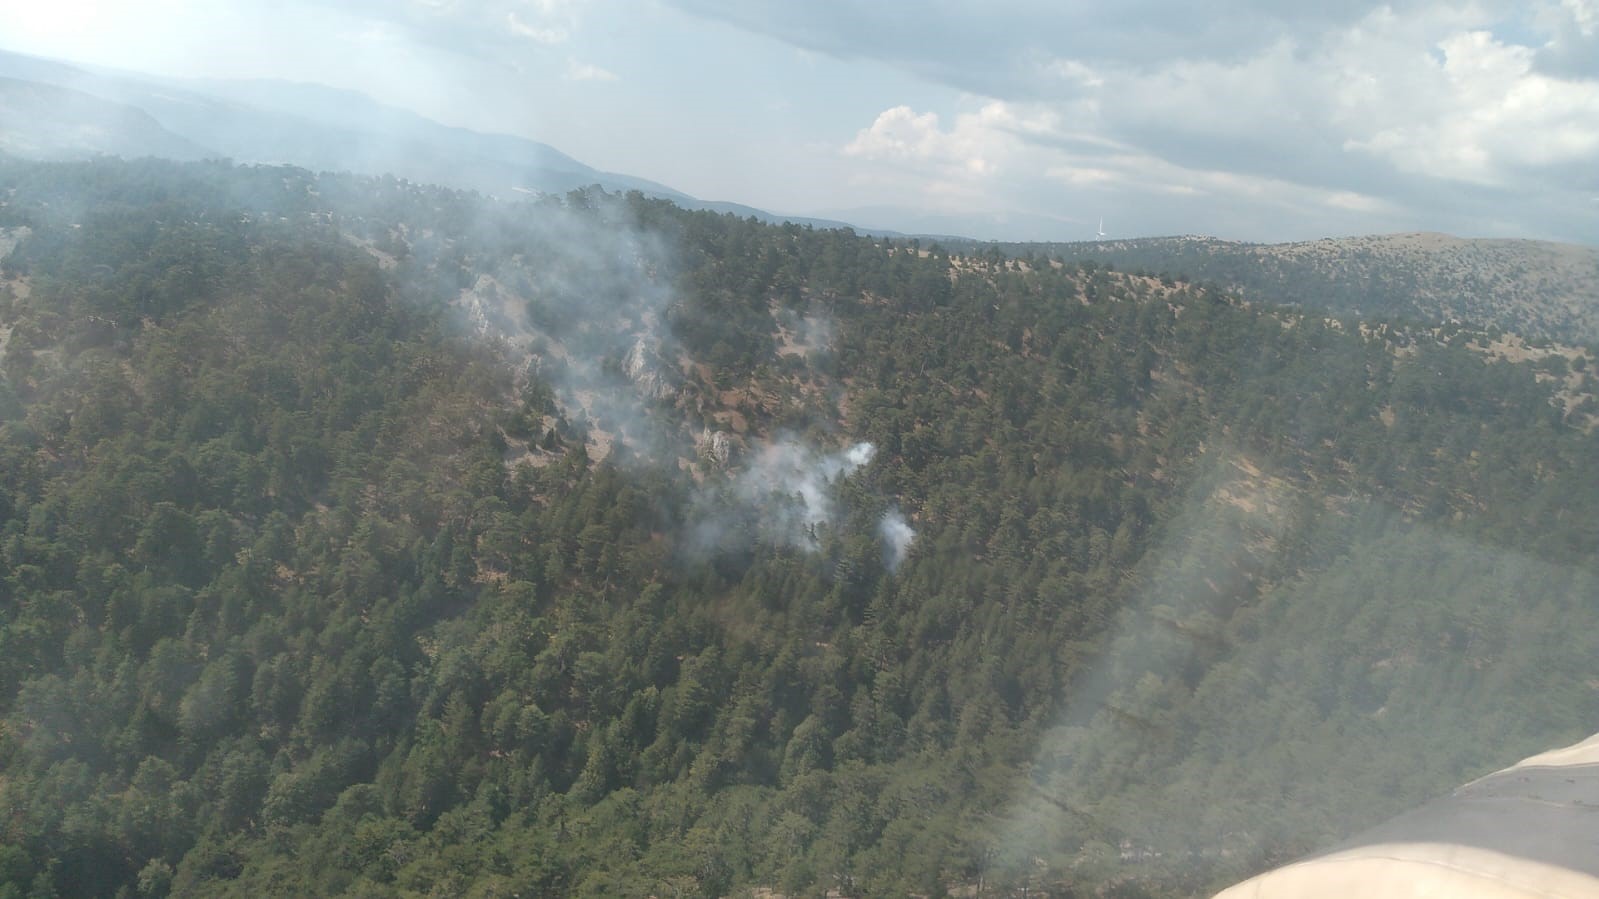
[1215,732,1599,898]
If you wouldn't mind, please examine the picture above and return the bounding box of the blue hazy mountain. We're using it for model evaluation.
[0,76,212,162]
[0,47,867,232]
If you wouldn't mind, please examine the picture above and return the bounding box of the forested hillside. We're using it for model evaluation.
[0,156,1597,898]
[986,233,1599,345]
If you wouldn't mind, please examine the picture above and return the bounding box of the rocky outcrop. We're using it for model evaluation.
[696,427,733,467]
[623,335,678,402]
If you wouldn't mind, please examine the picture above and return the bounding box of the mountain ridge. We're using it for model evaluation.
[0,47,879,236]
[0,77,213,162]
[972,230,1599,344]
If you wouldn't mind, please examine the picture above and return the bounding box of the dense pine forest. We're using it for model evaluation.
[0,156,1596,898]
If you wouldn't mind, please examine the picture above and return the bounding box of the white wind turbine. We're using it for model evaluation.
[1097,217,1107,240]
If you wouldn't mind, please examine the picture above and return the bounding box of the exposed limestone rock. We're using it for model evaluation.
[696,427,733,467]
[623,335,677,402]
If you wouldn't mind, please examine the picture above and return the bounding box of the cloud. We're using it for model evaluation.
[662,0,1488,94]
[507,10,568,43]
[500,0,588,43]
[842,97,1402,229]
[563,58,618,81]
[844,105,1002,175]
[842,101,1106,185]
[675,0,1599,242]
[843,106,943,161]
[843,101,1084,212]
[1537,0,1599,75]
[1346,31,1599,184]
[10,0,1593,242]
[301,0,591,61]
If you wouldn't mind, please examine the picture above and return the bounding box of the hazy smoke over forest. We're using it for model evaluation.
[444,192,684,462]
[878,507,915,571]
[448,200,913,565]
[687,439,882,555]
[5,8,1599,895]
[737,440,875,551]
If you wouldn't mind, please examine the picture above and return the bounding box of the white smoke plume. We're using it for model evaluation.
[732,439,875,552]
[775,307,837,360]
[431,190,686,464]
[687,438,877,556]
[877,507,916,572]
[410,190,915,569]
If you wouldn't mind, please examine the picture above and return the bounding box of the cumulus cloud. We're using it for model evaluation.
[844,106,944,161]
[844,102,1059,179]
[841,96,1402,234]
[845,106,993,175]
[678,0,1599,241]
[1346,31,1599,184]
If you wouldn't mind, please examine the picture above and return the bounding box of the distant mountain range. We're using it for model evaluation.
[974,232,1599,344]
[0,77,211,161]
[2,47,1594,345]
[812,204,1084,244]
[0,48,865,232]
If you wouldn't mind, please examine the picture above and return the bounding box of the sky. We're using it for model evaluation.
[2,0,1597,243]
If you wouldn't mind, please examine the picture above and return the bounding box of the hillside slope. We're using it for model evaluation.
[990,232,1599,344]
[0,78,212,162]
[0,157,1596,898]
[0,49,868,234]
